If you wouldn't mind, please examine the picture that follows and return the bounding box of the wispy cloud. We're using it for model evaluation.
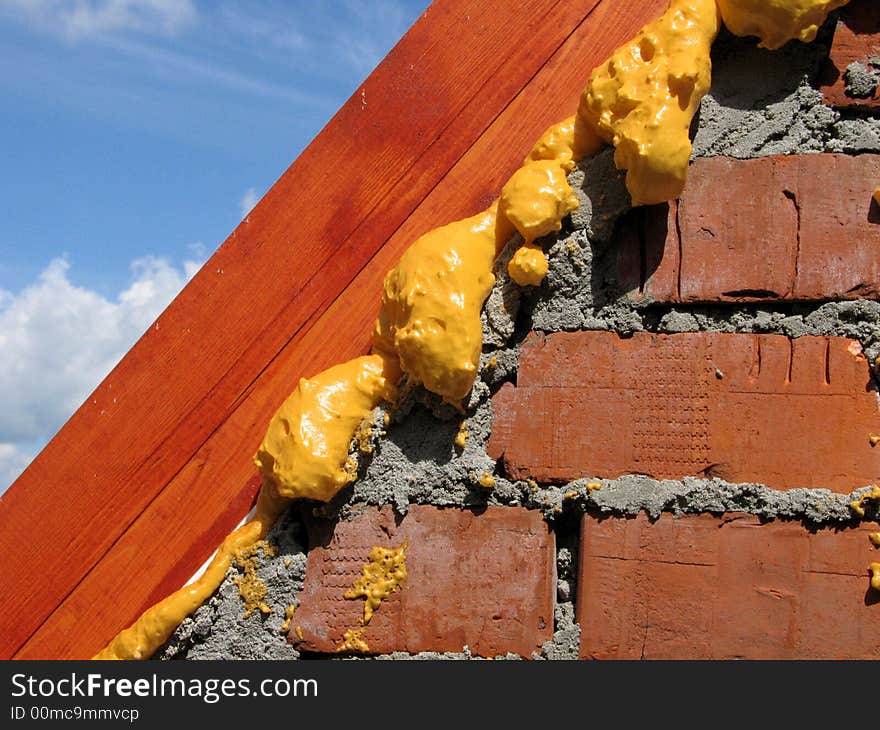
[216,4,306,53]
[0,254,202,492]
[332,0,417,76]
[0,0,197,40]
[239,187,260,219]
[0,442,33,491]
[0,0,429,148]
[100,33,323,105]
[209,0,426,82]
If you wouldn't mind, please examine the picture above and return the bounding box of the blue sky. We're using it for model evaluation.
[0,0,430,490]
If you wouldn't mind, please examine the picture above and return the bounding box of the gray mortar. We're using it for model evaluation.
[481,236,522,347]
[547,478,878,526]
[180,18,880,660]
[844,59,880,99]
[830,115,880,153]
[358,468,878,528]
[651,301,880,366]
[341,377,502,516]
[540,603,580,661]
[569,147,632,243]
[692,33,879,158]
[160,508,307,660]
[527,228,597,332]
[478,345,520,387]
[693,31,838,158]
[372,648,521,660]
[540,539,580,660]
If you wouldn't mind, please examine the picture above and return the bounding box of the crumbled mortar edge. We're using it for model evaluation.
[843,58,880,100]
[165,23,880,661]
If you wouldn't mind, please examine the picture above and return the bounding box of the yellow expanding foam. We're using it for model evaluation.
[254,354,399,502]
[374,202,513,404]
[579,0,720,206]
[94,483,288,660]
[716,0,849,50]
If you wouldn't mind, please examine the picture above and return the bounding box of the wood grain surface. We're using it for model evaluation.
[4,0,666,659]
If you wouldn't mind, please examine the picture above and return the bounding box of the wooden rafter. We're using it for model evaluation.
[0,0,666,659]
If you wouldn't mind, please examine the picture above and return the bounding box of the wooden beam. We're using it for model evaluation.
[15,0,666,659]
[1,0,612,659]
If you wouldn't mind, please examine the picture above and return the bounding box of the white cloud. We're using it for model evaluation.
[1,0,197,39]
[0,254,202,492]
[334,0,416,76]
[216,6,306,53]
[239,187,260,219]
[0,442,34,492]
[101,35,321,105]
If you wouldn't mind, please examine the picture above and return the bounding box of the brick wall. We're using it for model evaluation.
[292,506,555,656]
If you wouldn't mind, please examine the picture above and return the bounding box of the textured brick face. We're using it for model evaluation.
[291,505,554,657]
[578,512,880,660]
[614,154,880,303]
[492,331,880,492]
[819,0,880,108]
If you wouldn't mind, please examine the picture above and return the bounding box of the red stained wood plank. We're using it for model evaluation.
[16,0,668,659]
[1,0,608,658]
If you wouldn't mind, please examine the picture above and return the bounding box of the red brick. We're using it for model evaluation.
[496,331,880,492]
[795,154,880,299]
[578,512,880,660]
[679,157,797,301]
[291,505,554,657]
[614,154,880,303]
[615,203,679,304]
[819,0,880,108]
[487,381,517,460]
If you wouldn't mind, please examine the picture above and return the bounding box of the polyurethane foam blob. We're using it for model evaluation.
[374,202,512,403]
[500,159,580,244]
[94,483,288,660]
[254,354,398,501]
[507,243,551,287]
[502,116,602,287]
[579,0,720,206]
[716,0,849,51]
